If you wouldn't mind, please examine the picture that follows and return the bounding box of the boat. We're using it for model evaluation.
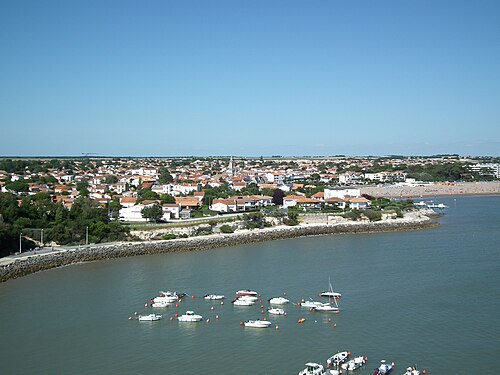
[150,301,171,308]
[313,303,339,313]
[340,356,366,371]
[238,295,258,302]
[232,298,255,306]
[326,351,350,366]
[236,289,258,296]
[268,296,290,305]
[298,362,326,375]
[152,291,183,303]
[320,277,342,299]
[177,311,203,322]
[267,307,286,315]
[203,294,225,300]
[402,366,420,375]
[138,313,162,321]
[299,299,324,308]
[243,319,272,328]
[374,360,393,375]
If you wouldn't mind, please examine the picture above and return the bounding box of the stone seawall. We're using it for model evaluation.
[0,217,437,283]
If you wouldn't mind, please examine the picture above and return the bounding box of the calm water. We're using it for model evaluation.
[1,196,499,374]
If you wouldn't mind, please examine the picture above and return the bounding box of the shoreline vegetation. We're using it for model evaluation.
[0,209,438,283]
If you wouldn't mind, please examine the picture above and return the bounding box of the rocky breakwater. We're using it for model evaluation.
[0,211,437,283]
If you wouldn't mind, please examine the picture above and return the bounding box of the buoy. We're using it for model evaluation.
[128,316,132,320]
[134,311,138,315]
[364,357,368,361]
[297,317,306,323]
[210,306,214,310]
[192,295,195,299]
[275,325,279,330]
[169,316,173,321]
[175,304,179,308]
[221,301,224,305]
[258,294,261,297]
[206,318,210,323]
[240,321,244,326]
[263,317,267,320]
[326,364,330,369]
[283,292,287,296]
[422,370,426,374]
[284,312,287,316]
[348,352,350,355]
[328,318,331,322]
[175,313,178,317]
[215,315,219,319]
[259,299,262,303]
[333,323,337,328]
[144,303,148,307]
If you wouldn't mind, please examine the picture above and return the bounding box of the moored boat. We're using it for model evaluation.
[236,289,258,297]
[298,362,326,375]
[138,313,162,321]
[326,351,350,367]
[374,360,393,374]
[177,310,203,322]
[243,319,272,328]
[267,307,286,315]
[204,294,225,300]
[150,301,171,308]
[268,296,290,305]
[299,299,324,308]
[340,356,367,371]
[232,298,255,306]
[152,291,184,304]
[313,303,340,313]
[402,366,420,375]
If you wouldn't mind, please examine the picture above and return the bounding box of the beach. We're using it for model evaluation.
[360,181,500,198]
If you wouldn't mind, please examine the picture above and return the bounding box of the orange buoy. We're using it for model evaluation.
[333,323,337,328]
[175,303,179,308]
[175,313,178,317]
[422,370,426,374]
[326,364,330,369]
[298,317,306,323]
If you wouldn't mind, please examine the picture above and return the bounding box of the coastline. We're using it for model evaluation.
[361,181,500,198]
[0,210,438,283]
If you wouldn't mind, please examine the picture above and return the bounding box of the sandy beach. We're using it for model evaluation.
[361,181,500,198]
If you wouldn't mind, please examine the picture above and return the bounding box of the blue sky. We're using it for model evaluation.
[1,0,499,157]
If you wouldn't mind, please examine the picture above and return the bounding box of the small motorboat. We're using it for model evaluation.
[236,289,258,297]
[340,356,366,371]
[150,301,171,308]
[204,294,225,300]
[232,298,255,306]
[243,320,272,328]
[326,351,350,367]
[268,296,290,305]
[152,291,183,304]
[138,314,162,321]
[313,303,339,313]
[237,295,258,302]
[374,360,393,374]
[299,299,324,308]
[319,291,342,299]
[267,307,286,315]
[402,366,420,375]
[298,362,326,375]
[178,311,203,322]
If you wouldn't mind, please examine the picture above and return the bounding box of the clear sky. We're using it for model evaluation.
[1,0,499,157]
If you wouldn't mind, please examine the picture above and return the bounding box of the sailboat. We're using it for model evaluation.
[319,277,342,299]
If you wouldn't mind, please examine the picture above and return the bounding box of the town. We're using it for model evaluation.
[0,155,499,256]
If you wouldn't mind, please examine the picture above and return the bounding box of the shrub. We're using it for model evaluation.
[220,224,234,234]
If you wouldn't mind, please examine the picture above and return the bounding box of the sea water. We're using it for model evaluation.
[0,195,499,374]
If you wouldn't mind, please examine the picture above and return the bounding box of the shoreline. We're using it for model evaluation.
[361,181,500,198]
[0,210,438,283]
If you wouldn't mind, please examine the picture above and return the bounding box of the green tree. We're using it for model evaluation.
[272,189,285,206]
[159,168,173,184]
[160,194,176,204]
[137,189,160,202]
[220,224,234,233]
[141,203,163,222]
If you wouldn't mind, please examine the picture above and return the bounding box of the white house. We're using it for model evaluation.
[348,197,371,210]
[324,187,361,200]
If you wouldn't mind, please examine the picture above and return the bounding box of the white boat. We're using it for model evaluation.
[150,301,171,308]
[152,291,182,303]
[402,366,420,375]
[267,307,286,315]
[374,360,393,375]
[268,296,290,305]
[313,303,340,313]
[320,277,342,299]
[138,313,162,321]
[299,299,324,308]
[238,295,258,302]
[298,362,326,375]
[236,289,258,296]
[204,294,225,300]
[232,298,255,306]
[326,351,350,366]
[340,356,366,371]
[243,319,272,328]
[178,311,203,322]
